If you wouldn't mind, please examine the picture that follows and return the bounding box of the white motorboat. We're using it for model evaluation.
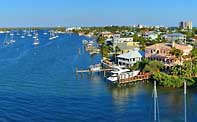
[107,66,140,82]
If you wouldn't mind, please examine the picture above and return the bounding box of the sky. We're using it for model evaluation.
[0,0,196,27]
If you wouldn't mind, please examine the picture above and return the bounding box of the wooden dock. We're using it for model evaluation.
[118,73,151,84]
[76,68,112,73]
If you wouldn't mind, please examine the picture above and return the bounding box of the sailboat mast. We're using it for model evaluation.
[184,80,187,95]
[154,80,158,121]
[184,80,187,122]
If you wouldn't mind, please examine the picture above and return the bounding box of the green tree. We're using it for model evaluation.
[143,60,164,73]
[170,65,183,76]
[101,45,110,57]
[131,58,149,71]
[98,36,105,45]
[152,72,195,88]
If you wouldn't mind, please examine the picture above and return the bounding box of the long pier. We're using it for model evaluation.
[76,68,112,73]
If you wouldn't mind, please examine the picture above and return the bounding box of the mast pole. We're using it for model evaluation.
[184,80,187,122]
[154,80,157,121]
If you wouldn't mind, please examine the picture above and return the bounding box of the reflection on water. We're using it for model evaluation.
[106,83,197,122]
[109,85,139,105]
[108,83,152,105]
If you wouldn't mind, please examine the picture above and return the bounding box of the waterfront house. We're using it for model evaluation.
[163,33,186,44]
[117,48,144,67]
[145,41,193,68]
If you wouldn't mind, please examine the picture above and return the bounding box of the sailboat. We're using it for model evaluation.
[27,28,32,37]
[4,32,16,45]
[33,37,40,46]
[54,31,59,38]
[4,33,10,45]
[49,31,55,40]
[21,30,26,38]
[9,33,16,44]
[33,32,38,39]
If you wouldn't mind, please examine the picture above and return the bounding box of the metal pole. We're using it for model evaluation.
[154,80,157,121]
[184,80,187,122]
[184,80,186,95]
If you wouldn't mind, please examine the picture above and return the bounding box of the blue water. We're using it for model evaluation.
[0,32,197,122]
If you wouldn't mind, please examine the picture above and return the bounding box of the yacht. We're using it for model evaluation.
[107,66,140,82]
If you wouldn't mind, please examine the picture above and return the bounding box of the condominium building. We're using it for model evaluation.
[179,21,192,30]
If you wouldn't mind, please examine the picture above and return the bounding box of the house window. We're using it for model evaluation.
[133,58,135,61]
[157,50,159,54]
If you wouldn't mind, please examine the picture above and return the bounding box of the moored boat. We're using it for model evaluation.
[107,67,140,82]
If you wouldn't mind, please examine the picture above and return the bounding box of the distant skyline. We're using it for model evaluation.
[0,0,196,27]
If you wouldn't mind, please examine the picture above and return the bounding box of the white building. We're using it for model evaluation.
[66,27,81,31]
[142,32,158,40]
[117,49,144,67]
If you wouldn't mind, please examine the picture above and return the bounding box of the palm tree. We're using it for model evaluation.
[169,47,184,65]
[169,47,183,58]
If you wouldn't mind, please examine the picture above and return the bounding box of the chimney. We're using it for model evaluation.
[172,41,175,48]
